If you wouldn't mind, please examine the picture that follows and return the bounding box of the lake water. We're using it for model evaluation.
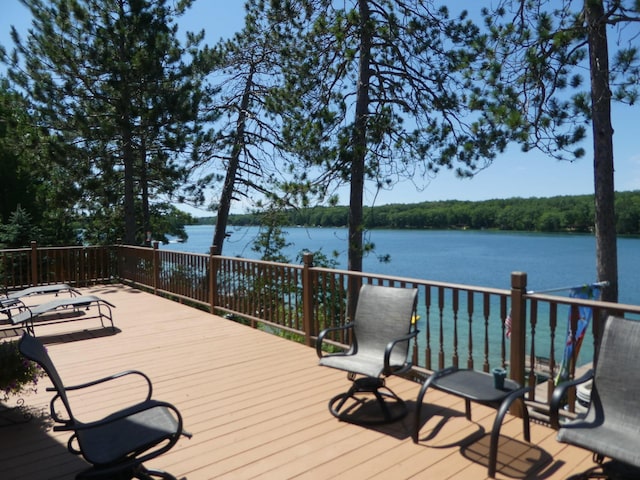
[164,225,640,305]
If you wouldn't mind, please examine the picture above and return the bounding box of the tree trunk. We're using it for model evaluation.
[122,129,137,245]
[212,66,255,255]
[347,0,372,317]
[117,0,136,246]
[140,137,151,245]
[585,0,618,303]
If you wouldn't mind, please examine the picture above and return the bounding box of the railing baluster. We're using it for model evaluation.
[425,285,431,371]
[500,295,507,369]
[483,292,490,372]
[548,302,558,402]
[528,299,538,392]
[467,290,474,370]
[438,286,445,370]
[452,288,459,368]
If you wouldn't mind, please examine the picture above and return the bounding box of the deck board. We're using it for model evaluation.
[1,284,598,479]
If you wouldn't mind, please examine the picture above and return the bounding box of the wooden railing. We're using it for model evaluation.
[0,241,114,289]
[3,241,640,420]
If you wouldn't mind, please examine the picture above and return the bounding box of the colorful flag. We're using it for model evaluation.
[555,285,601,385]
[504,312,512,339]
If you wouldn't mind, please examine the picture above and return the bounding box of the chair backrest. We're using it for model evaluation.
[18,333,76,425]
[591,316,640,424]
[352,284,418,365]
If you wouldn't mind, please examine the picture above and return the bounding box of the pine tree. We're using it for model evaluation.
[199,2,309,255]
[0,78,78,245]
[257,0,521,311]
[4,0,212,244]
[484,0,640,302]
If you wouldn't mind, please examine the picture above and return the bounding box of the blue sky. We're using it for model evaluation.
[2,1,639,216]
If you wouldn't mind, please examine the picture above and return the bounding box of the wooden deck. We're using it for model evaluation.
[1,284,595,479]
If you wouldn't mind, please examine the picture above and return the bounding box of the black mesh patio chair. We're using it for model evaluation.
[316,284,418,424]
[18,332,191,480]
[550,315,640,479]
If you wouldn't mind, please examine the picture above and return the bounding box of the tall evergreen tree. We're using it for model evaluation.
[204,5,283,255]
[484,0,640,302]
[259,0,521,311]
[0,78,78,245]
[0,79,38,224]
[197,2,317,255]
[3,0,211,244]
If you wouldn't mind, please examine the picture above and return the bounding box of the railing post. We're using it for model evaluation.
[114,241,122,282]
[30,241,38,286]
[79,245,86,287]
[510,271,527,417]
[210,246,218,315]
[302,252,314,347]
[152,241,160,295]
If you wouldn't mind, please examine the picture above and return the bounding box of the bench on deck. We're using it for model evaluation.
[10,295,115,335]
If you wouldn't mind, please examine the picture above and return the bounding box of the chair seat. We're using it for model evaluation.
[559,420,640,469]
[77,403,180,466]
[319,352,404,378]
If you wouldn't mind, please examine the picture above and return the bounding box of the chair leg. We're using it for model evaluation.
[565,468,606,479]
[328,377,407,425]
[134,465,178,480]
[76,464,178,480]
[76,467,136,479]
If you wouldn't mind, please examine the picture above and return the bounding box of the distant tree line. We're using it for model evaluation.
[213,192,640,235]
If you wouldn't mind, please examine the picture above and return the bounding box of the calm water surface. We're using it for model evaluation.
[164,225,640,305]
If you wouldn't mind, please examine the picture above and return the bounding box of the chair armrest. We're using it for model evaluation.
[47,370,153,400]
[495,385,533,422]
[549,369,594,429]
[316,323,354,358]
[383,329,419,374]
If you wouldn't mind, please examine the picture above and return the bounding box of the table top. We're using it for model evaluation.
[429,368,524,403]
